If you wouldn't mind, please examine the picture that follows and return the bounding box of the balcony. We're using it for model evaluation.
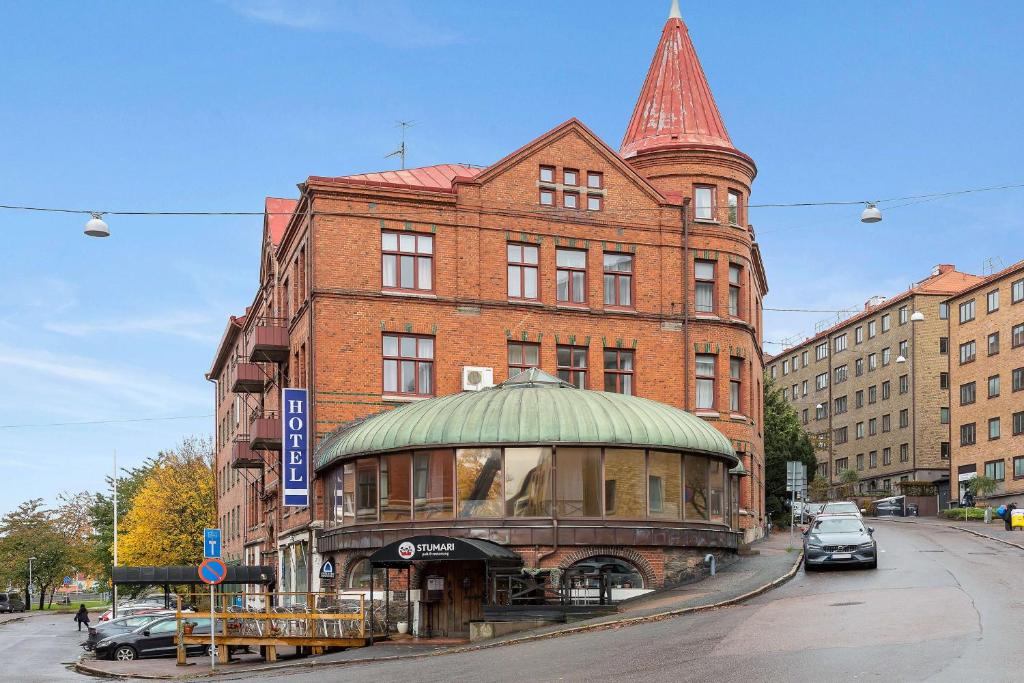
[231,362,266,393]
[231,437,265,469]
[249,415,282,451]
[249,320,289,363]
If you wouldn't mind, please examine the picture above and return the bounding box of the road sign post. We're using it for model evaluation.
[199,532,224,671]
[786,462,808,545]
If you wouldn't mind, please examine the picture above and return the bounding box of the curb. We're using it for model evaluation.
[73,551,804,680]
[877,517,1024,552]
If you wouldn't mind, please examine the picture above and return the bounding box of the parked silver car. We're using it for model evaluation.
[803,515,877,571]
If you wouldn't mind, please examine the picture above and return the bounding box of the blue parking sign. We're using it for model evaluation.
[204,528,221,559]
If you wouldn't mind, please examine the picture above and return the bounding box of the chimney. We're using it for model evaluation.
[932,264,954,276]
[865,296,887,310]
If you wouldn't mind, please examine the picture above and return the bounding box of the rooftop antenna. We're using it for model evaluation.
[385,120,415,170]
[982,256,1004,275]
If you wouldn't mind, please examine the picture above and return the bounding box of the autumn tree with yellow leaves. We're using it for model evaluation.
[118,436,215,567]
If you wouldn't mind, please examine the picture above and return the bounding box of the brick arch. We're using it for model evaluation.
[557,546,656,587]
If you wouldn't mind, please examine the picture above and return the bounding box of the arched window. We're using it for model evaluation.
[566,555,644,589]
[347,558,386,589]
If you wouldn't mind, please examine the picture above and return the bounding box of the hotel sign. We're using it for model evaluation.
[282,387,309,507]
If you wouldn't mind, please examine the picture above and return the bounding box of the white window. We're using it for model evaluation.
[694,187,714,221]
[782,360,790,375]
[815,342,828,361]
[881,313,891,332]
[855,326,864,344]
[959,299,975,323]
[987,289,999,313]
[695,260,716,313]
[868,321,877,338]
[695,354,716,409]
[834,334,847,353]
[816,373,828,391]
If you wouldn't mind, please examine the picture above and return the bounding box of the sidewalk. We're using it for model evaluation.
[76,535,802,680]
[882,514,1024,550]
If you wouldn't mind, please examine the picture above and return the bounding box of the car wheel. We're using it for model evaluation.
[113,645,138,661]
[866,560,878,570]
[204,644,220,658]
[804,562,816,572]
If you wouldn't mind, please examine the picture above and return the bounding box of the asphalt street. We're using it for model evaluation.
[4,521,1023,682]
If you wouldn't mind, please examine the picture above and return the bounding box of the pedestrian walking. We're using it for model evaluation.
[74,604,90,632]
[1004,503,1017,532]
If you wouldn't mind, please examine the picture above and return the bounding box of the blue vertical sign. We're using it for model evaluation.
[282,387,309,507]
[203,528,222,558]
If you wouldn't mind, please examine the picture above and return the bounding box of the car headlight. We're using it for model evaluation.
[96,638,113,647]
[859,542,875,549]
[806,540,822,549]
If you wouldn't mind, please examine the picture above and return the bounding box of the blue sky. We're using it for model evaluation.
[1,1,1022,515]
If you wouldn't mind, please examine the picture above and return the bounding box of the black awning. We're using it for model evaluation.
[112,565,276,586]
[370,535,523,568]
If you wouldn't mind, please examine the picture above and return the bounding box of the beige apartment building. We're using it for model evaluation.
[766,265,983,501]
[947,260,1024,505]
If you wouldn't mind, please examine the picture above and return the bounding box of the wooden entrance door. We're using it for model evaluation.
[422,561,485,638]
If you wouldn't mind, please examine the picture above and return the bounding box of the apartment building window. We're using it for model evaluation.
[782,360,790,376]
[816,403,828,420]
[987,289,1000,313]
[899,409,909,428]
[855,358,864,377]
[1013,278,1024,304]
[940,442,950,459]
[1013,323,1024,348]
[836,457,849,471]
[940,337,949,354]
[985,459,1005,481]
[960,382,976,405]
[835,365,848,384]
[587,171,603,189]
[540,187,555,205]
[856,421,865,439]
[960,422,976,446]
[1015,456,1024,479]
[940,407,950,424]
[802,350,809,366]
[883,448,892,466]
[508,342,540,378]
[383,334,434,397]
[382,231,433,292]
[869,451,878,468]
[882,380,891,400]
[959,340,976,364]
[856,453,864,471]
[587,193,603,211]
[868,418,878,436]
[855,390,864,409]
[816,372,828,391]
[563,190,579,209]
[882,348,891,366]
[899,374,909,394]
[834,395,848,415]
[882,414,891,433]
[940,302,950,319]
[770,365,777,380]
[557,345,588,388]
[959,299,975,323]
[694,260,716,313]
[802,380,809,396]
[1015,368,1024,392]
[868,320,877,338]
[1013,411,1024,436]
[899,340,909,358]
[563,168,578,186]
[728,264,742,317]
[539,165,555,183]
[988,332,1000,356]
[899,306,908,325]
[881,314,891,333]
[727,190,742,225]
[868,385,877,404]
[989,417,1001,440]
[729,357,743,411]
[792,355,800,371]
[901,443,910,462]
[603,253,633,308]
[604,349,635,395]
[556,249,587,304]
[940,372,949,390]
[834,334,848,353]
[868,353,877,371]
[507,243,539,300]
[802,409,809,425]
[855,326,864,344]
[816,342,829,361]
[835,426,848,444]
[791,384,799,401]
[988,375,1000,398]
[695,354,716,409]
[694,185,715,220]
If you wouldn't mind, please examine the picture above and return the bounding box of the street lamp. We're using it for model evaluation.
[861,203,882,223]
[896,355,907,364]
[84,212,109,237]
[28,556,37,610]
[910,311,925,322]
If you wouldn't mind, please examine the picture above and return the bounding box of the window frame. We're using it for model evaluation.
[727,189,742,226]
[539,165,555,183]
[987,289,1000,313]
[586,171,604,189]
[603,348,636,396]
[959,299,976,324]
[507,242,540,301]
[381,230,434,293]
[959,340,977,365]
[563,168,579,187]
[382,333,435,398]
[508,341,540,379]
[695,354,717,410]
[602,252,634,309]
[555,248,588,306]
[693,185,716,221]
[563,190,580,209]
[556,344,589,389]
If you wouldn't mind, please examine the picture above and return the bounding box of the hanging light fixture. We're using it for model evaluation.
[896,355,907,364]
[84,212,109,237]
[860,203,882,223]
[911,311,925,322]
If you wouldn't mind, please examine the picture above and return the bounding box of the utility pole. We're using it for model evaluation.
[385,120,414,170]
[113,449,118,618]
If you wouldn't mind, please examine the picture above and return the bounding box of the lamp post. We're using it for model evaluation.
[28,556,37,610]
[112,449,119,618]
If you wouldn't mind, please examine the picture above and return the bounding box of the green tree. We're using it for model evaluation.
[838,468,859,499]
[0,499,79,609]
[763,377,817,516]
[88,458,156,587]
[967,475,998,501]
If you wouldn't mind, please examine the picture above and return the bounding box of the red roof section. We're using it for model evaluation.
[620,14,734,158]
[944,259,1024,301]
[316,164,485,193]
[265,197,298,246]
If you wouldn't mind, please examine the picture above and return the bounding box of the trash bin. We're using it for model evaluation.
[1012,509,1024,530]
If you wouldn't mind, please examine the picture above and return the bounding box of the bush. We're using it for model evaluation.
[897,480,938,497]
[940,507,986,521]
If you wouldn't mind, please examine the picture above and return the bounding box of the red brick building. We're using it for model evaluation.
[208,7,768,604]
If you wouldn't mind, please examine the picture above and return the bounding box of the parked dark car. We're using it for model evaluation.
[84,612,175,651]
[94,616,213,661]
[804,515,877,571]
[0,592,26,613]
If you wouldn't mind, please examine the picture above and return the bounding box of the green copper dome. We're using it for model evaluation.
[315,369,736,470]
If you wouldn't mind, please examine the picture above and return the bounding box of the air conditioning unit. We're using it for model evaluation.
[462,366,494,391]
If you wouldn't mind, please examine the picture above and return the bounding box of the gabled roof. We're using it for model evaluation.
[314,164,485,193]
[620,9,735,158]
[265,197,298,247]
[944,258,1024,302]
[206,314,246,380]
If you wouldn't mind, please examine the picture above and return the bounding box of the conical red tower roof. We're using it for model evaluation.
[620,9,734,158]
